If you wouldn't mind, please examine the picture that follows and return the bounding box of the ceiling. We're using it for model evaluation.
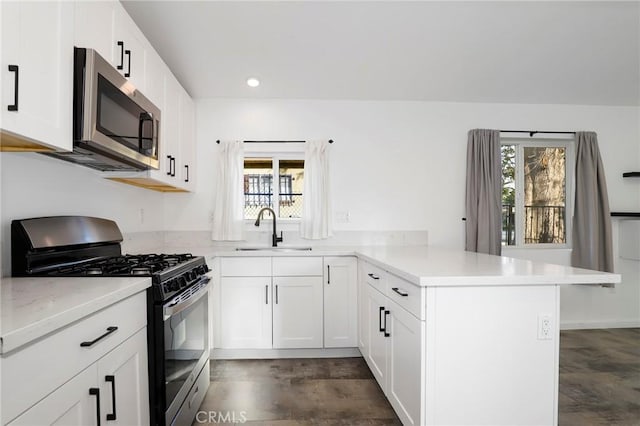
[121,1,640,106]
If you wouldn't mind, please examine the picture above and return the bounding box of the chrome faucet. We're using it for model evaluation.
[255,207,283,247]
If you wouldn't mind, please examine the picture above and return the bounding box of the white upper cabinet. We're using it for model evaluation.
[1,1,74,152]
[74,0,116,63]
[179,87,196,191]
[112,2,146,91]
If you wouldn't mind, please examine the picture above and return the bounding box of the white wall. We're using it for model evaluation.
[0,152,165,275]
[162,98,640,328]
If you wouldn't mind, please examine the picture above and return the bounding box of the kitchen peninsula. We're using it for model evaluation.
[208,245,621,425]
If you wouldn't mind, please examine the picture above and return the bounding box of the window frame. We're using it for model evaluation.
[243,149,305,223]
[501,137,575,249]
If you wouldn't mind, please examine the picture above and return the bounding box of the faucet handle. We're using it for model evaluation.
[277,231,283,243]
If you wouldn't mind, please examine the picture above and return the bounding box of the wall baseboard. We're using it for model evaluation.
[211,347,362,360]
[560,320,640,330]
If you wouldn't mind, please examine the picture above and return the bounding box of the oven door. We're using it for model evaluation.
[163,276,210,425]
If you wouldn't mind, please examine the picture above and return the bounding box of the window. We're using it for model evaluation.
[501,139,573,247]
[243,157,304,220]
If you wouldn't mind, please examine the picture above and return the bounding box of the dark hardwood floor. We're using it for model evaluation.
[194,328,639,425]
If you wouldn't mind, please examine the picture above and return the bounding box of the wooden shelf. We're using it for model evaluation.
[622,172,640,177]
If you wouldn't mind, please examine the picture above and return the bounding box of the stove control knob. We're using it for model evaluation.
[170,279,180,292]
[178,276,188,288]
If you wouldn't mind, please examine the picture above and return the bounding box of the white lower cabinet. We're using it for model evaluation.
[8,364,98,425]
[273,276,323,348]
[3,292,149,426]
[218,256,334,350]
[220,277,272,349]
[361,260,425,426]
[323,257,358,348]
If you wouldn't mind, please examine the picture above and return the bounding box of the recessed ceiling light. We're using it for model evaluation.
[247,78,260,88]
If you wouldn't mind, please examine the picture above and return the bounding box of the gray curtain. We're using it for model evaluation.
[571,131,614,273]
[465,129,502,255]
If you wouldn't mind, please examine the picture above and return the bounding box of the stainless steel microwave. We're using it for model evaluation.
[46,47,160,171]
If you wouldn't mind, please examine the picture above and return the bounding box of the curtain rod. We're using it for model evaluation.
[216,140,333,144]
[500,130,576,137]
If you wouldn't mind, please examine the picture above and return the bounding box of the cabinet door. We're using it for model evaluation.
[273,276,323,348]
[8,365,98,426]
[74,0,116,63]
[97,328,150,426]
[1,1,73,151]
[357,271,369,357]
[113,4,146,90]
[387,302,424,426]
[158,72,181,183]
[179,87,196,191]
[323,257,357,348]
[366,285,388,388]
[220,277,272,349]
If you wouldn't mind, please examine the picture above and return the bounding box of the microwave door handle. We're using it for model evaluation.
[138,112,153,153]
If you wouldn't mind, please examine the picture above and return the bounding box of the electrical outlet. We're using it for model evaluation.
[538,314,552,340]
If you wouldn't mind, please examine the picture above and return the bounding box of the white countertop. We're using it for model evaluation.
[0,276,151,354]
[205,245,621,287]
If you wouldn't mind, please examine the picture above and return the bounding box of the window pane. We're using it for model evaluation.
[523,147,566,244]
[501,145,516,246]
[244,158,273,219]
[279,159,304,218]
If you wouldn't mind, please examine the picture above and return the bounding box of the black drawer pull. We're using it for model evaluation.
[378,306,385,332]
[89,387,101,426]
[8,65,18,111]
[105,375,117,420]
[368,273,380,280]
[80,326,118,347]
[392,287,409,297]
[185,164,189,182]
[327,265,331,284]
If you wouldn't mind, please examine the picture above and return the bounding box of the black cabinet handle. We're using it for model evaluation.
[8,65,18,111]
[368,273,380,280]
[327,265,330,284]
[89,387,101,426]
[171,157,176,176]
[117,41,124,70]
[124,50,131,77]
[392,287,409,297]
[185,165,189,182]
[105,375,117,421]
[80,326,118,347]
[166,155,172,176]
[383,310,390,337]
[378,306,385,332]
[275,285,279,304]
[265,284,268,304]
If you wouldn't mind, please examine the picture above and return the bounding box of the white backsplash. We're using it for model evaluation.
[121,230,429,253]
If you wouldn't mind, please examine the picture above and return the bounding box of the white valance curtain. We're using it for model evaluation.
[300,140,333,239]
[211,140,244,241]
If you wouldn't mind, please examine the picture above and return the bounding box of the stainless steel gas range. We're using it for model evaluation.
[11,216,211,426]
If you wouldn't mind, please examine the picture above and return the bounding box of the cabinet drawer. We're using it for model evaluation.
[387,274,425,320]
[1,292,146,424]
[273,257,322,276]
[221,257,271,276]
[361,261,386,294]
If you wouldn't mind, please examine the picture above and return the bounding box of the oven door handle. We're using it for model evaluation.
[163,277,211,320]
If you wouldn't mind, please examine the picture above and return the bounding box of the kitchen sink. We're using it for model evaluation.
[235,247,313,252]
